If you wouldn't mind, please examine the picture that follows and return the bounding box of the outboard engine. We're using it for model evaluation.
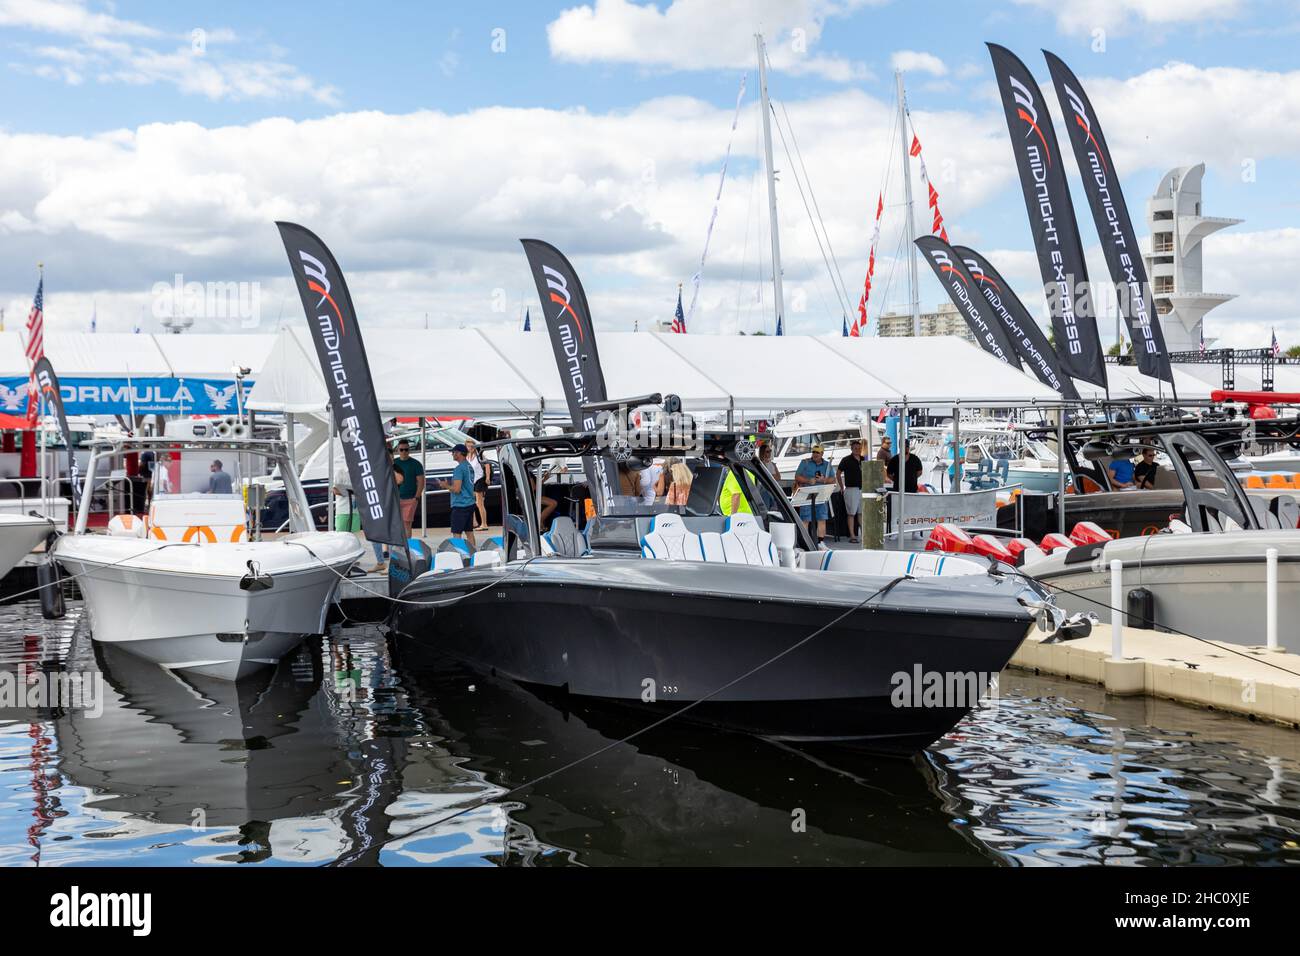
[1069,521,1112,546]
[1039,532,1074,553]
[388,538,431,597]
[925,523,975,554]
[970,534,1015,564]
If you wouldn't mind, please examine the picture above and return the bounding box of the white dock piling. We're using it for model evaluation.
[1266,547,1279,651]
[1110,559,1123,659]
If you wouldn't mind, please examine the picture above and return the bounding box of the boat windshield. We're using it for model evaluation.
[599,457,770,519]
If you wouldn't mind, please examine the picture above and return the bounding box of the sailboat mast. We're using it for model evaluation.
[757,34,785,335]
[896,70,920,337]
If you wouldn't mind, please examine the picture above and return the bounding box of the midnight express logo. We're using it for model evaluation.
[962,255,1066,392]
[1007,73,1086,356]
[927,249,1009,363]
[544,264,595,428]
[1064,84,1158,356]
[297,249,383,522]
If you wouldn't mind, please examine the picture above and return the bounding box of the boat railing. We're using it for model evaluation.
[0,477,36,516]
[272,498,331,536]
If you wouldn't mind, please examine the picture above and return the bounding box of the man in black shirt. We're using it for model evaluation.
[836,439,865,543]
[1133,448,1159,489]
[886,440,923,494]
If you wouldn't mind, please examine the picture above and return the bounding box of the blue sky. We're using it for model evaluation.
[1,0,1298,347]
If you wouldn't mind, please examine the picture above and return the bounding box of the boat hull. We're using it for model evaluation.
[392,560,1035,755]
[55,533,362,680]
[0,514,53,580]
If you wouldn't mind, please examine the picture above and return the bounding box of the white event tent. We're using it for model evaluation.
[246,328,1066,418]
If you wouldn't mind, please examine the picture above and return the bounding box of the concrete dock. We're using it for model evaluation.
[1012,626,1300,730]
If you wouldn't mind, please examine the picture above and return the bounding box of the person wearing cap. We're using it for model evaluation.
[439,443,478,547]
[794,443,835,540]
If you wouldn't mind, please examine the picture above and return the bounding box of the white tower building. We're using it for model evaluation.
[1143,163,1241,353]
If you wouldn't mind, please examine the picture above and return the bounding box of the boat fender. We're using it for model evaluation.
[239,560,275,592]
[1062,542,1105,566]
[1127,587,1155,629]
[37,556,65,620]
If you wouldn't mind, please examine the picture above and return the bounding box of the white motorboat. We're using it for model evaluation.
[1021,423,1300,651]
[53,436,364,680]
[0,513,55,579]
[768,410,879,481]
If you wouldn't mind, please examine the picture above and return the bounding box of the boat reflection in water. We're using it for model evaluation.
[10,617,1298,866]
[45,630,522,866]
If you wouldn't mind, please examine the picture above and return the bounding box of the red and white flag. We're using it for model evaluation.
[852,192,884,337]
[23,277,44,427]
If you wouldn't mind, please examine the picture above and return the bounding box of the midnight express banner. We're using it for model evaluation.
[277,221,405,547]
[915,236,1020,368]
[521,238,618,509]
[988,43,1107,390]
[31,357,78,497]
[0,376,253,416]
[953,245,1081,400]
[1044,50,1174,387]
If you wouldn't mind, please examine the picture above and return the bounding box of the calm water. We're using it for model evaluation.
[1,598,1298,866]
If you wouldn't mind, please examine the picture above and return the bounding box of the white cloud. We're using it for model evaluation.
[2,0,338,103]
[1,55,1296,348]
[1054,60,1300,176]
[546,0,876,82]
[1012,0,1246,36]
[890,50,946,77]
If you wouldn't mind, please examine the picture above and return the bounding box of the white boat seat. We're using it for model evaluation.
[721,513,777,566]
[148,494,248,544]
[107,514,146,538]
[470,550,502,569]
[1249,498,1282,529]
[640,512,704,561]
[699,531,727,563]
[541,516,588,557]
[801,549,985,577]
[430,551,465,573]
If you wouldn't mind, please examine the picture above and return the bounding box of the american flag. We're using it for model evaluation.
[522,307,531,332]
[25,278,44,365]
[671,286,686,333]
[1272,327,1281,358]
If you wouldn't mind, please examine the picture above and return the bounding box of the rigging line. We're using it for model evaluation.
[769,103,852,322]
[775,97,854,319]
[341,573,912,862]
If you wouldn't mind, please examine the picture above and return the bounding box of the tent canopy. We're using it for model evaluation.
[831,336,1062,406]
[247,328,1075,417]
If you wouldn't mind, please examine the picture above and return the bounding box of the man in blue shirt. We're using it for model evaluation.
[1107,449,1136,489]
[439,443,478,548]
[794,444,835,541]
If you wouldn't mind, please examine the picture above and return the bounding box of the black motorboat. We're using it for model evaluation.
[391,414,1077,756]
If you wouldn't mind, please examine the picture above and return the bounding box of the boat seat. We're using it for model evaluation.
[1249,498,1282,529]
[721,513,777,566]
[801,549,985,577]
[430,551,465,574]
[147,494,248,544]
[640,512,704,561]
[107,514,146,538]
[541,516,588,557]
[471,550,502,569]
[1267,474,1292,488]
[699,531,727,562]
[439,537,473,557]
[1270,495,1300,529]
[1245,475,1266,489]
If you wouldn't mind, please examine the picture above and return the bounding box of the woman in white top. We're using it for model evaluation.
[465,439,491,531]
